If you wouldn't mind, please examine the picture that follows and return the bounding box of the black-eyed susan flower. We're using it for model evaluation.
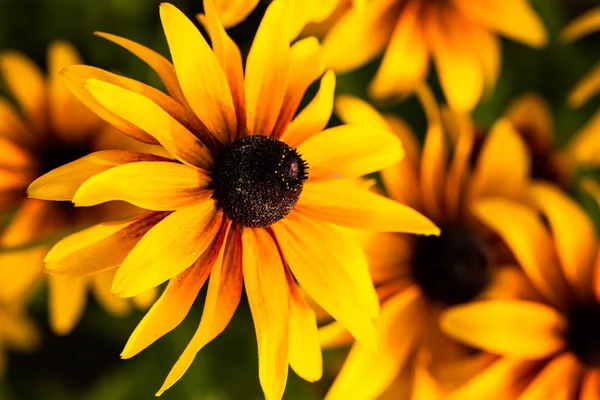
[0,43,157,335]
[27,1,439,398]
[321,0,547,112]
[442,184,600,399]
[0,303,39,375]
[321,89,534,399]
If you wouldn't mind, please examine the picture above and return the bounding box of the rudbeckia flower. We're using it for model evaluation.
[28,1,438,398]
[442,184,600,399]
[0,304,39,375]
[0,42,157,335]
[322,89,534,399]
[321,0,547,112]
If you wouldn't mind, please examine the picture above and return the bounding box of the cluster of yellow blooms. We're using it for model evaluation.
[0,0,599,399]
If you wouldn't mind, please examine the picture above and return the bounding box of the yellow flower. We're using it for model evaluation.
[0,304,39,375]
[442,184,600,399]
[0,42,157,335]
[322,89,534,399]
[28,1,438,398]
[322,0,547,112]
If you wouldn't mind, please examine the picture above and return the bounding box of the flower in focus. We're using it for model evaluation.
[28,1,439,398]
[0,304,39,375]
[322,89,534,399]
[0,42,157,335]
[442,184,600,399]
[321,0,547,111]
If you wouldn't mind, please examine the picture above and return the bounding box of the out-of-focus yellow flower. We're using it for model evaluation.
[0,304,39,375]
[321,0,547,112]
[28,1,438,398]
[322,89,535,400]
[442,185,600,400]
[0,43,157,335]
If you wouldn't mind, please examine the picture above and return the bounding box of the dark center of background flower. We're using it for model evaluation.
[38,138,91,175]
[566,302,600,367]
[211,135,308,228]
[411,225,492,306]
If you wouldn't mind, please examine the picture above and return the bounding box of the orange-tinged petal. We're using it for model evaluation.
[83,78,213,169]
[472,198,570,306]
[212,0,261,28]
[112,201,222,297]
[504,93,554,148]
[420,122,447,219]
[0,51,46,133]
[298,179,439,234]
[0,97,31,144]
[200,0,246,140]
[518,353,581,400]
[45,211,169,276]
[322,0,399,73]
[272,37,323,138]
[0,137,31,169]
[122,223,228,359]
[94,32,187,105]
[469,118,530,200]
[272,210,377,349]
[242,227,290,400]
[281,71,335,148]
[91,270,131,317]
[560,6,600,42]
[452,0,547,48]
[28,150,170,201]
[245,0,291,137]
[158,225,242,395]
[441,300,566,358]
[568,63,600,108]
[299,124,403,180]
[480,266,541,302]
[73,161,211,211]
[326,286,425,400]
[47,41,101,140]
[287,278,322,382]
[427,7,484,112]
[369,0,429,99]
[48,275,87,335]
[581,371,600,400]
[530,182,597,300]
[160,3,236,141]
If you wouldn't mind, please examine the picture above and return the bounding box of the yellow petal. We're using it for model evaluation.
[272,37,323,138]
[427,7,484,112]
[242,227,290,400]
[466,20,502,91]
[122,224,228,359]
[245,0,291,137]
[560,6,600,42]
[319,321,354,349]
[112,201,222,297]
[568,62,600,108]
[47,40,101,141]
[83,78,213,169]
[287,0,340,40]
[91,270,131,317]
[45,211,169,276]
[298,179,439,234]
[287,280,322,382]
[333,95,390,131]
[453,0,547,48]
[420,122,447,219]
[299,124,403,180]
[518,353,580,400]
[504,93,554,148]
[132,287,158,310]
[565,109,600,165]
[326,287,425,400]
[28,150,169,201]
[281,71,335,148]
[0,51,46,133]
[469,118,530,200]
[322,0,399,73]
[369,0,429,99]
[158,225,242,395]
[530,182,597,300]
[272,210,377,349]
[160,3,236,141]
[73,161,210,211]
[48,275,87,335]
[472,198,570,306]
[212,0,261,28]
[94,32,187,105]
[441,300,566,358]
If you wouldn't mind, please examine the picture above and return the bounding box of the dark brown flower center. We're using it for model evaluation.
[38,138,90,175]
[567,302,600,367]
[211,135,308,228]
[412,225,492,306]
